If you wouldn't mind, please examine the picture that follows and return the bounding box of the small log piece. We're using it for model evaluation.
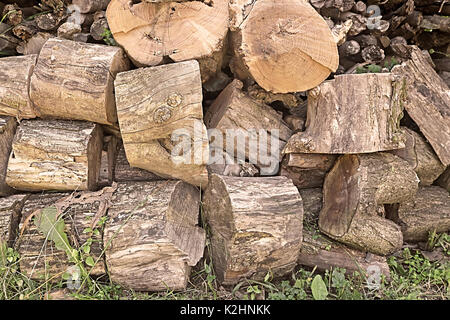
[98,135,120,188]
[0,54,38,119]
[104,181,205,292]
[0,117,17,196]
[115,60,209,187]
[0,194,27,248]
[283,73,406,154]
[114,145,162,182]
[319,153,419,255]
[72,0,111,13]
[203,174,303,285]
[6,120,103,192]
[436,167,450,192]
[30,38,130,125]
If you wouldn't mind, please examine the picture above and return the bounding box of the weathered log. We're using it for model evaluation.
[106,0,229,82]
[392,45,450,166]
[72,0,111,13]
[283,73,406,154]
[386,186,450,242]
[90,18,109,41]
[0,23,20,53]
[57,22,82,40]
[12,20,38,40]
[113,145,162,182]
[98,135,119,188]
[207,148,259,177]
[35,12,64,31]
[436,167,450,192]
[0,117,17,197]
[104,181,205,291]
[230,0,338,93]
[319,153,419,255]
[203,174,303,285]
[391,127,445,186]
[420,15,450,33]
[0,54,38,119]
[115,60,209,187]
[0,194,27,247]
[16,32,53,55]
[30,38,130,125]
[6,120,103,192]
[2,4,22,26]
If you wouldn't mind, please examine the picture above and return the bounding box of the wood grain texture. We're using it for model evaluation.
[0,117,17,196]
[104,181,205,291]
[30,38,130,125]
[73,0,111,13]
[114,145,164,182]
[0,194,27,247]
[0,54,38,119]
[436,167,450,192]
[392,45,450,165]
[203,174,303,285]
[115,60,208,187]
[6,120,103,192]
[283,73,406,154]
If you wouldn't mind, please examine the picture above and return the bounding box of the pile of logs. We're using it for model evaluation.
[0,0,449,292]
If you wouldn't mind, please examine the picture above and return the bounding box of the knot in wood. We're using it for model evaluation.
[166,93,183,108]
[309,87,320,98]
[154,105,172,124]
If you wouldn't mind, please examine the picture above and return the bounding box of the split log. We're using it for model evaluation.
[29,38,130,125]
[0,194,27,248]
[104,181,205,292]
[106,0,229,82]
[90,18,109,41]
[72,0,111,13]
[0,23,20,53]
[392,45,450,166]
[230,0,338,93]
[114,145,162,182]
[6,120,103,192]
[98,135,119,188]
[57,22,82,40]
[12,20,38,41]
[298,188,390,279]
[16,32,54,55]
[207,148,259,177]
[0,117,17,197]
[203,174,303,285]
[115,60,209,187]
[319,153,419,255]
[283,73,406,154]
[386,186,450,242]
[436,167,450,192]
[35,12,64,31]
[2,4,22,26]
[391,127,445,186]
[0,54,38,119]
[204,80,292,175]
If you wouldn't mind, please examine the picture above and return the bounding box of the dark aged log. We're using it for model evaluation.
[283,73,406,155]
[104,181,205,292]
[319,153,419,255]
[72,0,111,13]
[298,188,390,279]
[392,45,450,166]
[90,18,109,41]
[391,127,445,186]
[30,38,130,125]
[386,186,450,242]
[0,55,38,119]
[203,174,303,285]
[6,120,103,192]
[0,23,20,53]
[16,32,54,55]
[115,60,209,187]
[0,117,17,197]
[2,4,22,26]
[12,20,38,41]
[0,194,27,248]
[113,145,162,182]
[436,167,450,192]
[98,135,119,188]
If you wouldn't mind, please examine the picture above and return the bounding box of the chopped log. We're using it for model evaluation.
[319,153,419,255]
[29,38,130,125]
[106,0,229,82]
[0,117,17,197]
[298,188,390,279]
[246,84,301,109]
[0,54,38,119]
[392,45,450,166]
[6,120,103,192]
[230,0,338,93]
[12,20,38,40]
[98,135,119,188]
[16,32,53,55]
[283,115,305,132]
[104,181,205,291]
[57,22,82,40]
[386,186,450,242]
[72,0,111,13]
[207,148,259,177]
[203,174,303,285]
[115,60,209,187]
[280,166,328,189]
[420,15,450,33]
[90,18,109,41]
[0,194,27,247]
[2,4,22,26]
[0,23,20,53]
[283,73,406,154]
[114,145,162,182]
[391,127,445,186]
[35,12,64,31]
[361,45,385,63]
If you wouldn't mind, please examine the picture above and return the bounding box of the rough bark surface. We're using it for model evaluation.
[0,117,17,196]
[0,194,27,247]
[203,174,303,285]
[104,181,205,292]
[436,167,450,192]
[114,145,163,182]
[72,0,111,13]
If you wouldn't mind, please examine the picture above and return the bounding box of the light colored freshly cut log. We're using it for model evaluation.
[72,0,111,13]
[115,60,209,187]
[6,120,103,192]
[106,0,229,82]
[203,174,303,285]
[319,153,419,256]
[0,194,27,248]
[204,80,292,174]
[29,38,130,125]
[283,73,406,154]
[437,167,450,192]
[104,181,205,292]
[391,127,445,186]
[0,55,38,119]
[392,45,450,166]
[298,188,390,279]
[0,117,17,196]
[387,186,450,242]
[230,0,338,93]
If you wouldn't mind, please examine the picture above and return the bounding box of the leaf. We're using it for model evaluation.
[311,275,328,300]
[85,256,95,267]
[83,245,91,254]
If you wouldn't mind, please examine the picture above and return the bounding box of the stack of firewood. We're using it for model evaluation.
[0,0,449,292]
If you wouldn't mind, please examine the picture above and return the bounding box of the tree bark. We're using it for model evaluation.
[104,181,205,291]
[72,0,111,13]
[0,194,27,247]
[203,174,303,285]
[6,120,103,192]
[283,73,406,154]
[30,38,130,125]
[436,167,450,192]
[16,32,54,55]
[113,145,163,182]
[0,117,17,196]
